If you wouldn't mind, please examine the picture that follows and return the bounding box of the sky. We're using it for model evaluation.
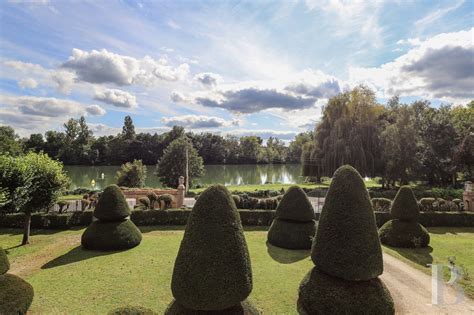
[0,0,473,139]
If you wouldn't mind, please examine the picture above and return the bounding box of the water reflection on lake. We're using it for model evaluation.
[64,164,305,189]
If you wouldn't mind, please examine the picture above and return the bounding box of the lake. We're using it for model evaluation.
[64,164,305,189]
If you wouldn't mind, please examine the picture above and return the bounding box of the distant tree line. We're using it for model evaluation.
[0,116,313,166]
[303,86,473,187]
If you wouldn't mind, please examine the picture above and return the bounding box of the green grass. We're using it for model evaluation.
[383,227,474,299]
[2,226,472,314]
[0,227,313,314]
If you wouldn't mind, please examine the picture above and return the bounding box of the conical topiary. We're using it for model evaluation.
[0,247,34,314]
[0,247,9,275]
[81,185,142,250]
[275,186,315,222]
[312,165,383,281]
[267,186,317,249]
[390,186,419,221]
[93,185,131,222]
[168,185,257,314]
[298,165,394,315]
[379,186,430,248]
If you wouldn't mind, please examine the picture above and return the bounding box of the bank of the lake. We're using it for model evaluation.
[64,164,307,190]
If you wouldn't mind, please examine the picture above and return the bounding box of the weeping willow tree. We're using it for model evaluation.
[302,86,384,178]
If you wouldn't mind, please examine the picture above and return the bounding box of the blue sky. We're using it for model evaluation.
[0,0,473,139]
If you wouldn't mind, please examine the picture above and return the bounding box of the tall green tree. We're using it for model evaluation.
[288,131,313,163]
[0,152,69,245]
[156,137,204,188]
[0,126,22,156]
[116,159,147,188]
[304,86,384,177]
[122,115,136,140]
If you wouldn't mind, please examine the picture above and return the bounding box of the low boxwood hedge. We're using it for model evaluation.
[1,210,473,229]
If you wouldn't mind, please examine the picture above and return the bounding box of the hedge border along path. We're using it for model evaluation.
[379,186,430,248]
[0,247,34,315]
[298,165,394,314]
[81,184,142,251]
[168,185,258,314]
[267,186,317,249]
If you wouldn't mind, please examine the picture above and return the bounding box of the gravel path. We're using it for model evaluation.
[381,253,474,314]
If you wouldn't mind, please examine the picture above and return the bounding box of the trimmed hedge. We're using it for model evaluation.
[81,220,142,251]
[379,219,430,248]
[390,186,420,221]
[0,247,9,275]
[312,165,383,281]
[0,274,34,315]
[94,185,131,222]
[2,210,474,229]
[171,185,253,311]
[298,267,394,315]
[165,299,259,315]
[267,219,317,249]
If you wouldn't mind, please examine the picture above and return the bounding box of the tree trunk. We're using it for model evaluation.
[22,212,31,245]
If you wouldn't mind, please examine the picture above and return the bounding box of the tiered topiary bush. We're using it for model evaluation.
[379,186,430,248]
[166,185,258,314]
[0,247,34,314]
[267,186,317,249]
[82,185,142,250]
[298,165,394,314]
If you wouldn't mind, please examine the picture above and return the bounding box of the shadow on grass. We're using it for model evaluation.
[139,225,186,233]
[387,245,434,267]
[41,245,119,269]
[266,241,310,264]
[427,227,474,235]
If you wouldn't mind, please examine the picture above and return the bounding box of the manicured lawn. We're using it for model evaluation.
[383,227,474,299]
[0,227,314,314]
[2,226,472,314]
[58,194,84,201]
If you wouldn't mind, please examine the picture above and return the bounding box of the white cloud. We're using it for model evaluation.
[161,115,240,129]
[62,48,189,86]
[183,70,342,114]
[0,95,103,117]
[94,88,138,109]
[414,0,464,31]
[170,91,189,103]
[349,28,474,103]
[167,19,181,30]
[194,72,223,88]
[18,78,38,89]
[86,105,106,116]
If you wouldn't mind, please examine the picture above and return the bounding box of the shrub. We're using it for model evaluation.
[81,220,142,251]
[0,247,9,275]
[170,185,254,312]
[147,192,158,209]
[419,198,436,212]
[267,219,317,249]
[378,219,430,248]
[138,197,150,209]
[81,184,141,251]
[298,268,394,315]
[116,160,147,188]
[57,200,70,214]
[312,165,383,281]
[299,165,394,315]
[275,186,314,222]
[0,248,34,314]
[372,198,391,212]
[159,194,173,209]
[165,299,258,315]
[390,186,420,221]
[93,185,131,222]
[379,186,429,248]
[232,195,241,208]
